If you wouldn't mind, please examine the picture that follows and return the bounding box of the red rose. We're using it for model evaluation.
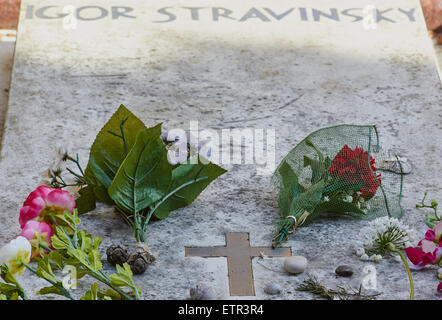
[329,145,382,200]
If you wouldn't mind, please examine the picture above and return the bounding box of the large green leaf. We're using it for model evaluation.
[277,162,302,218]
[86,105,148,190]
[108,125,172,214]
[153,157,227,220]
[76,186,96,214]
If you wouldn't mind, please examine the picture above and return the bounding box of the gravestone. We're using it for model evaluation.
[0,0,441,299]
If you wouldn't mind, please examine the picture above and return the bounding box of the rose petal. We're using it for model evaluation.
[23,186,53,207]
[45,189,76,212]
[18,196,45,228]
[425,229,436,241]
[421,239,438,253]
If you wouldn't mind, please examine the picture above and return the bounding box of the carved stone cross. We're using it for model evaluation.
[185,232,291,296]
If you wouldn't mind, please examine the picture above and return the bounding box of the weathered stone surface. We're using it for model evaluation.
[189,283,217,300]
[0,0,441,300]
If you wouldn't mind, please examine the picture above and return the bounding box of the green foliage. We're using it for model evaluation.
[108,125,171,214]
[85,104,148,189]
[154,157,227,220]
[273,127,389,246]
[77,105,226,242]
[19,210,141,300]
[416,192,440,228]
[0,265,26,300]
[75,186,96,214]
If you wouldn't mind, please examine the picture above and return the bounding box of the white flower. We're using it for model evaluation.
[370,254,382,263]
[167,141,190,165]
[0,237,31,276]
[356,217,416,259]
[343,195,353,203]
[323,196,330,202]
[360,254,369,261]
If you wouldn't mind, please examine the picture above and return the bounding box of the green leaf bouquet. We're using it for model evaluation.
[51,105,226,243]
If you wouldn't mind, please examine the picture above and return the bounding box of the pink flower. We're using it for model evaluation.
[19,186,76,228]
[425,229,436,241]
[406,235,442,267]
[405,246,438,267]
[19,221,53,259]
[438,283,442,293]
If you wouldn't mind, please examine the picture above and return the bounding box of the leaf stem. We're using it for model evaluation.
[140,176,209,235]
[25,264,75,300]
[120,118,129,156]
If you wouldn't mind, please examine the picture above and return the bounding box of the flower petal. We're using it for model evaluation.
[18,195,45,228]
[45,189,76,212]
[23,186,52,207]
[421,239,438,254]
[425,229,436,241]
[406,247,427,266]
[0,236,31,267]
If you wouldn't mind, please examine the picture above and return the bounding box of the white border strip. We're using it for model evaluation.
[0,30,17,42]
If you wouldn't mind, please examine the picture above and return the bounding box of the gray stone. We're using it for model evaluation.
[189,283,217,300]
[335,265,354,277]
[0,0,441,300]
[284,256,307,275]
[264,283,281,295]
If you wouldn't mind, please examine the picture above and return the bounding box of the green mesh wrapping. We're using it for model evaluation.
[272,125,404,246]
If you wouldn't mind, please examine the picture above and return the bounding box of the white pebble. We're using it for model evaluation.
[190,283,217,300]
[355,247,365,257]
[360,254,369,261]
[284,256,308,274]
[264,283,281,295]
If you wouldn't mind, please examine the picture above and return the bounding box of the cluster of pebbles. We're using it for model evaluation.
[106,243,156,275]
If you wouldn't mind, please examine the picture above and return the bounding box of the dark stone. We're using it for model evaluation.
[127,250,156,275]
[106,244,129,266]
[335,265,354,277]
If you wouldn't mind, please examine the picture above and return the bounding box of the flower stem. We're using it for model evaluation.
[25,264,75,300]
[392,249,414,300]
[39,243,53,252]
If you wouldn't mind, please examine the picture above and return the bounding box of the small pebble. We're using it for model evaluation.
[335,265,354,277]
[264,283,281,295]
[190,283,217,300]
[284,256,308,274]
[438,268,442,276]
[355,247,365,257]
